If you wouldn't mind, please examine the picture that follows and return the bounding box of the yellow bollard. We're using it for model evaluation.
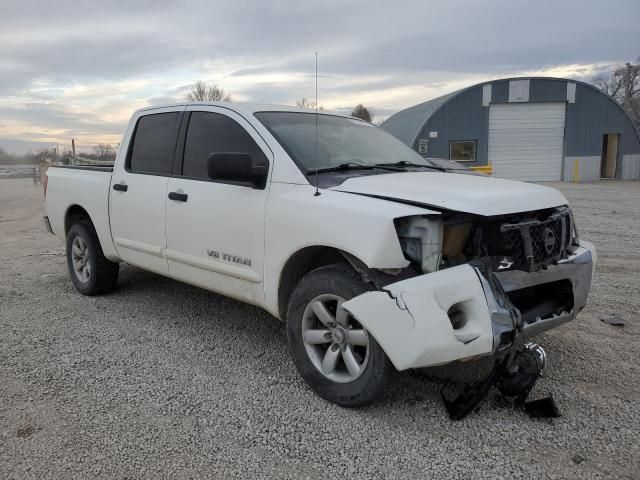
[573,157,580,183]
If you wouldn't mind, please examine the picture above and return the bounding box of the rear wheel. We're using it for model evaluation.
[286,264,393,407]
[66,221,119,295]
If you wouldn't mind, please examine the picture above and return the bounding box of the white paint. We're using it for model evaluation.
[342,265,494,370]
[163,104,271,304]
[482,83,492,106]
[567,82,576,103]
[621,154,640,180]
[44,167,119,261]
[109,105,185,275]
[331,171,568,216]
[114,237,163,256]
[488,102,566,181]
[44,101,590,375]
[508,79,530,102]
[262,183,431,317]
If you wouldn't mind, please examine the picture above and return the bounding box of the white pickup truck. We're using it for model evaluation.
[44,102,595,413]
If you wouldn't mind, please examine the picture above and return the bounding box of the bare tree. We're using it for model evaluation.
[351,104,373,122]
[296,98,323,110]
[94,143,114,161]
[593,59,640,128]
[186,81,232,102]
[0,147,9,163]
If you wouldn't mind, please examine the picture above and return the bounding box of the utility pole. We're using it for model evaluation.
[71,138,76,166]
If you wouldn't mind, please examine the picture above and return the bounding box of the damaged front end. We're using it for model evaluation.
[342,207,596,419]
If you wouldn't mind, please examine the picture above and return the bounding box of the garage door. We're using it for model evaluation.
[488,103,566,181]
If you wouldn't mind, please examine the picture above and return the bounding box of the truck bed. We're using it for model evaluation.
[45,165,119,260]
[51,165,114,173]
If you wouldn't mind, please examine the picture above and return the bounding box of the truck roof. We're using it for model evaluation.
[134,102,353,118]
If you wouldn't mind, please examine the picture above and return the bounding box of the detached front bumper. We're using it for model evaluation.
[342,241,595,371]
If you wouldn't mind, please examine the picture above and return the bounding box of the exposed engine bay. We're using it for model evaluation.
[395,206,579,339]
[343,206,591,419]
[395,205,577,276]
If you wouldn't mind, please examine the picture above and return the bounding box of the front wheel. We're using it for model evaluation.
[286,264,393,407]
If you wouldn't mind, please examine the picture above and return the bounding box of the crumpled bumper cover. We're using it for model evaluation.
[341,241,595,371]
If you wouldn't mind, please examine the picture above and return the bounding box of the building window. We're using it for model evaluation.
[449,140,476,162]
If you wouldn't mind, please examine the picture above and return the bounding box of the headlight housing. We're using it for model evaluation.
[442,223,472,257]
[570,212,580,246]
[395,216,443,273]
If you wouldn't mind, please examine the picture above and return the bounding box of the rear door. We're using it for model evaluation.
[109,108,184,275]
[164,106,272,305]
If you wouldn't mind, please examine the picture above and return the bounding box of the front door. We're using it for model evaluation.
[109,108,184,275]
[164,107,272,305]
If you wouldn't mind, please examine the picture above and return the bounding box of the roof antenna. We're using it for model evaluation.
[314,51,321,197]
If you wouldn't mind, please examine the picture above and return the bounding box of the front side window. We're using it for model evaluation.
[449,140,476,162]
[182,111,267,180]
[254,112,437,172]
[129,112,180,174]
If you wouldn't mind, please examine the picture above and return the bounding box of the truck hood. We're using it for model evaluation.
[330,171,568,216]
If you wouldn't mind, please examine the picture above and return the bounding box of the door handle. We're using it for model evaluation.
[113,183,128,192]
[168,191,188,202]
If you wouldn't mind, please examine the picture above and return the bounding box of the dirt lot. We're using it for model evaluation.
[1,178,638,479]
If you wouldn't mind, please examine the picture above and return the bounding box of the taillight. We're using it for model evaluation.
[43,173,48,198]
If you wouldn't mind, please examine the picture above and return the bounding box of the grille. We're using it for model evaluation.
[500,208,571,271]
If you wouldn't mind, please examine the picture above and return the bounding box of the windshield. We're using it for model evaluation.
[254,111,437,172]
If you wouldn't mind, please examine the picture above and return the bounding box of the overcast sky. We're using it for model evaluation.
[0,0,638,153]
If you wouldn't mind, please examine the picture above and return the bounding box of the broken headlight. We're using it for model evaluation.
[442,223,472,257]
[395,216,443,273]
[570,212,580,246]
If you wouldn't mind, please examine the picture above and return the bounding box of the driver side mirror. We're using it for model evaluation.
[207,152,268,189]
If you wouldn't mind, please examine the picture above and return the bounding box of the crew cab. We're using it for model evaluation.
[44,103,596,409]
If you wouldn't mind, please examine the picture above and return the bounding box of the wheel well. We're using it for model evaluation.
[278,246,349,319]
[64,205,93,235]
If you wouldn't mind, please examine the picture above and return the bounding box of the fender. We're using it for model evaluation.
[262,182,439,317]
[341,265,496,370]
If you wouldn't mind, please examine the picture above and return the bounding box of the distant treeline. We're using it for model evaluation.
[0,144,117,165]
[0,147,57,165]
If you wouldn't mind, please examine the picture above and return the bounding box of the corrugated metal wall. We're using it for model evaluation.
[492,80,509,103]
[529,79,566,102]
[562,156,601,182]
[564,83,640,161]
[411,78,640,179]
[621,154,640,180]
[413,85,489,166]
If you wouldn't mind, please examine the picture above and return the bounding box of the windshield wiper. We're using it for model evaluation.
[312,162,403,174]
[374,160,446,172]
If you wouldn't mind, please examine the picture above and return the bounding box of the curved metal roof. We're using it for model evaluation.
[381,90,461,146]
[381,76,640,148]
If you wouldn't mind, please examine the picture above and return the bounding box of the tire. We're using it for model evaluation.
[286,263,393,407]
[66,221,119,295]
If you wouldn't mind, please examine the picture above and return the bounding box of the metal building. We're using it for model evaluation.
[381,77,640,182]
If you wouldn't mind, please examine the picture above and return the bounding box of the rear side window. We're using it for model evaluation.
[182,111,267,180]
[129,112,180,175]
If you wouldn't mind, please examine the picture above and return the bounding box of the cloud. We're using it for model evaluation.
[0,0,638,146]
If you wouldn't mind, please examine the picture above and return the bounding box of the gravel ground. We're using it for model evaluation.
[1,178,638,479]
